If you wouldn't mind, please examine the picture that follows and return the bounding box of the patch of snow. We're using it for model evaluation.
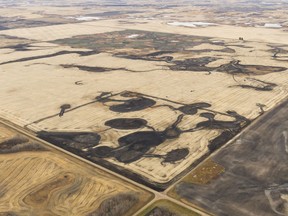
[263,23,282,28]
[126,34,140,39]
[167,21,217,27]
[212,40,224,43]
[66,16,101,21]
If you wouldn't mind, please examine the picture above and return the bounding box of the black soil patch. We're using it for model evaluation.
[38,132,101,150]
[61,64,122,72]
[169,57,219,71]
[163,148,190,163]
[217,60,286,75]
[118,131,166,147]
[59,104,71,117]
[0,50,99,65]
[177,103,212,115]
[105,118,148,130]
[115,50,174,62]
[208,131,236,152]
[3,43,31,51]
[231,78,277,91]
[169,58,286,76]
[109,97,156,112]
[235,84,274,91]
[146,51,174,57]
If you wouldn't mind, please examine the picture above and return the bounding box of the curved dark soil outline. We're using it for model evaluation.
[2,43,58,53]
[169,58,286,76]
[61,64,165,73]
[0,50,99,65]
[230,77,277,91]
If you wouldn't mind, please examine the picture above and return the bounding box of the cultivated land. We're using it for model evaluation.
[168,98,288,216]
[0,0,288,215]
[0,123,152,216]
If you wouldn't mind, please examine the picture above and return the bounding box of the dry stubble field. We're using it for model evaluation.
[0,3,288,215]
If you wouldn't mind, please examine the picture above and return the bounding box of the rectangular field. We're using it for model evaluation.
[0,26,288,190]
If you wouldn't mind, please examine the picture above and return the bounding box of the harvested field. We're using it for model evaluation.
[0,25,288,190]
[0,1,288,215]
[168,99,288,216]
[0,124,152,216]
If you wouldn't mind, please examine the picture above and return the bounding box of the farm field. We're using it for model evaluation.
[168,98,288,216]
[1,23,288,189]
[0,123,152,215]
[0,0,288,215]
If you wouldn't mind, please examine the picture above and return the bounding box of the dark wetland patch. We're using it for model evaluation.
[38,132,101,151]
[61,64,139,73]
[217,60,287,75]
[59,104,71,117]
[109,97,157,113]
[61,64,121,72]
[2,43,53,52]
[0,16,66,30]
[105,118,147,130]
[162,148,190,163]
[177,103,212,115]
[234,84,274,91]
[208,130,235,152]
[269,47,288,61]
[169,57,218,72]
[231,77,277,91]
[0,35,32,49]
[4,43,31,51]
[169,58,286,76]
[0,50,99,65]
[114,53,174,63]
